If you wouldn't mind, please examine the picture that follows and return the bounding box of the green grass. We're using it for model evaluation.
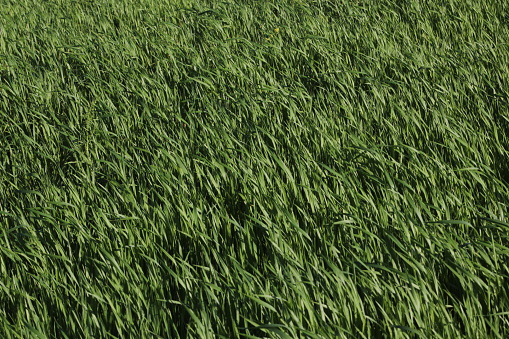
[1,0,509,337]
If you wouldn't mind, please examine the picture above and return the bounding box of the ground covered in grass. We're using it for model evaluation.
[1,0,509,337]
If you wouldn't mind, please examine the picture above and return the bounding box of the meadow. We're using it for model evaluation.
[1,0,509,337]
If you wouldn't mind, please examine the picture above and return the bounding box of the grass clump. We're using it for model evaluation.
[1,0,509,337]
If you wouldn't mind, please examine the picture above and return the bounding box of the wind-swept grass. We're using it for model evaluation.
[1,0,509,337]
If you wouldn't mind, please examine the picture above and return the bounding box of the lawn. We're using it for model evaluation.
[1,0,509,337]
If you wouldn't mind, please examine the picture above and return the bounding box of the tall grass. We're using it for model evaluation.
[1,0,509,337]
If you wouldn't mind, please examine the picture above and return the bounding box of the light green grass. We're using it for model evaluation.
[1,0,509,337]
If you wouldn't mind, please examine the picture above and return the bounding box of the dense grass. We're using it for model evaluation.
[1,0,509,337]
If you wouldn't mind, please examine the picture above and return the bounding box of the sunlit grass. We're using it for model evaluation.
[1,0,509,337]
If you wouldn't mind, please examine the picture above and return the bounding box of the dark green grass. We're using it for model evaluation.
[1,0,509,337]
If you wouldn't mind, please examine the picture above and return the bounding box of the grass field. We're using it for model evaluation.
[1,0,509,337]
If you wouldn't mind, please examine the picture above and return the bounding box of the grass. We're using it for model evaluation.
[1,0,509,337]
